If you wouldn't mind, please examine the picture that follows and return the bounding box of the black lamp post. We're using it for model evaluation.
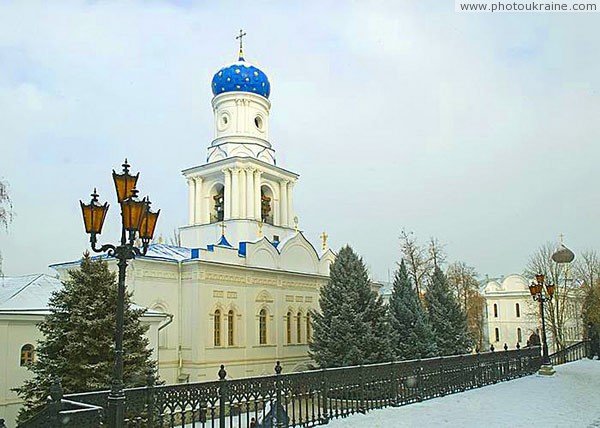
[528,273,556,375]
[79,159,160,428]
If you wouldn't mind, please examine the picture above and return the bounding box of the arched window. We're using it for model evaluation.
[211,184,224,223]
[515,303,521,318]
[306,313,312,342]
[296,312,302,344]
[261,186,273,225]
[259,309,267,345]
[495,328,500,342]
[517,328,522,343]
[493,303,498,318]
[20,344,35,367]
[152,304,169,349]
[227,310,234,346]
[286,312,292,344]
[214,310,222,347]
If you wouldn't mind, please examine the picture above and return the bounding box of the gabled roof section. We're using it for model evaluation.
[0,274,60,310]
[0,273,168,317]
[50,243,193,269]
[215,234,233,248]
[141,243,192,261]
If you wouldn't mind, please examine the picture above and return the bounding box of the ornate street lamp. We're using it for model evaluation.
[528,273,556,375]
[80,159,160,428]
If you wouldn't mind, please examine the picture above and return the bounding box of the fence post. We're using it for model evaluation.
[416,362,423,402]
[516,343,522,376]
[438,357,445,397]
[503,343,509,378]
[49,377,63,428]
[218,365,227,428]
[145,369,155,428]
[274,361,285,428]
[391,362,400,406]
[320,368,329,424]
[475,349,481,388]
[359,364,365,413]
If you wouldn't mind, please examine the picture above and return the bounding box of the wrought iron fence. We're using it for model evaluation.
[549,339,591,366]
[19,346,542,428]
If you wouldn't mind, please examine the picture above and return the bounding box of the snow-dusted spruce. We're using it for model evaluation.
[14,255,159,423]
[309,245,392,368]
[388,261,438,359]
[425,267,472,356]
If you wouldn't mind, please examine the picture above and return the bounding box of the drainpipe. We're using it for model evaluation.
[177,260,187,382]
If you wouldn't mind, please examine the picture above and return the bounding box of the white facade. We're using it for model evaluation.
[53,49,334,383]
[181,86,298,249]
[0,274,166,427]
[483,274,584,352]
[1,48,334,427]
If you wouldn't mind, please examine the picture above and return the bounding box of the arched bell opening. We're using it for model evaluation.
[261,185,274,225]
[210,183,225,223]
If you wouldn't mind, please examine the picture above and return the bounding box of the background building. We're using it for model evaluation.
[482,274,584,352]
[0,274,165,426]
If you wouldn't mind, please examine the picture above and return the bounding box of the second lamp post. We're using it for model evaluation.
[528,273,556,376]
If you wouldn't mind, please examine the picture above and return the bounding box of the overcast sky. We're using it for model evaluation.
[0,1,598,282]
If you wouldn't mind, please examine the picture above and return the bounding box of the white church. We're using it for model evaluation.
[0,41,336,425]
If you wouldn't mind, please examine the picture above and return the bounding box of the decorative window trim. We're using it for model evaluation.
[20,344,35,367]
[227,310,235,346]
[259,309,268,345]
[214,310,222,347]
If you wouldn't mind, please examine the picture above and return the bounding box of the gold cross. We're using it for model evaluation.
[559,233,564,245]
[293,216,299,232]
[257,220,263,237]
[219,222,227,236]
[320,231,328,251]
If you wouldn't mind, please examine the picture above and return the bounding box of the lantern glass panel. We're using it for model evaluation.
[122,198,147,232]
[112,171,139,203]
[139,209,160,240]
[80,201,109,234]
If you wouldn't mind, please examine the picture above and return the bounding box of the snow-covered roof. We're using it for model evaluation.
[50,243,193,269]
[141,243,192,261]
[0,274,60,311]
[378,282,393,296]
[0,273,166,317]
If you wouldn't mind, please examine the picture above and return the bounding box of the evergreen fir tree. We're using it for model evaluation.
[309,245,393,368]
[14,255,158,422]
[425,266,473,355]
[388,261,438,359]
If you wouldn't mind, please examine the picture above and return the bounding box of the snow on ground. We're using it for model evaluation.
[326,359,600,428]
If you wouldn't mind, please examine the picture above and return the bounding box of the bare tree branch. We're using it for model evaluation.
[399,229,431,295]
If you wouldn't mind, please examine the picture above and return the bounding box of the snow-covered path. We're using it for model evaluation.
[326,359,600,428]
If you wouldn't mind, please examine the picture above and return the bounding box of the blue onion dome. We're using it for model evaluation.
[211,48,270,98]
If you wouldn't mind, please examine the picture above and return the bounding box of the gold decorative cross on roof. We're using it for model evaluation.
[219,222,227,236]
[320,231,328,251]
[236,29,247,59]
[559,233,564,245]
[257,220,263,237]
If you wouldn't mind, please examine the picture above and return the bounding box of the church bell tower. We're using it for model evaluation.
[180,33,299,249]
